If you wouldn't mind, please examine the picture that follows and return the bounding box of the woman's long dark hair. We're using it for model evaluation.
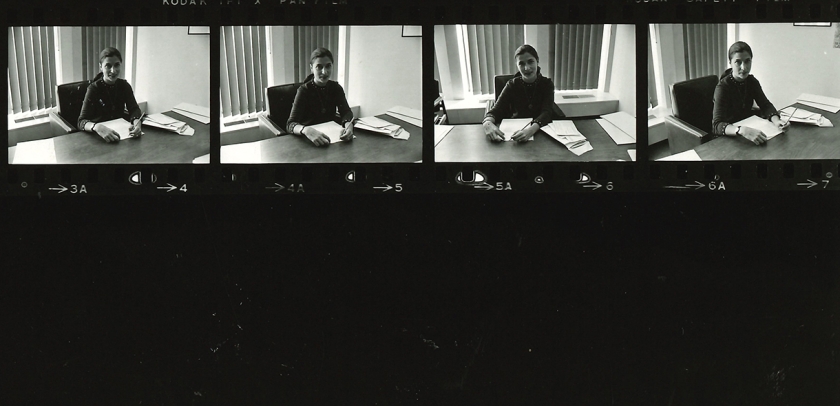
[92,47,123,82]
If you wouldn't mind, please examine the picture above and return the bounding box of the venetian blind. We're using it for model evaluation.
[8,26,58,114]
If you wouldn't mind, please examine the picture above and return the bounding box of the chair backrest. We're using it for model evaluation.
[56,80,90,130]
[494,74,515,102]
[494,74,564,120]
[266,82,303,131]
[670,75,718,134]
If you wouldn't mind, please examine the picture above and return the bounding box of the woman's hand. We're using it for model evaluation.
[511,124,538,143]
[303,127,331,146]
[340,122,354,141]
[129,120,143,138]
[771,115,790,132]
[740,126,767,145]
[483,121,505,142]
[94,124,121,143]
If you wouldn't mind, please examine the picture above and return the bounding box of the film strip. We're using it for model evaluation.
[2,0,840,196]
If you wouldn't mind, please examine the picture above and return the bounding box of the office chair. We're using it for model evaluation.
[664,75,718,155]
[258,82,304,138]
[433,79,448,125]
[49,80,90,136]
[484,74,566,121]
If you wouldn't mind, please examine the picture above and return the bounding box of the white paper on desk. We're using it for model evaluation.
[386,106,423,127]
[498,118,534,141]
[601,111,637,141]
[192,153,210,164]
[568,141,593,156]
[309,121,346,143]
[795,100,840,114]
[549,121,583,137]
[796,93,840,113]
[356,116,407,139]
[627,149,637,161]
[780,107,823,125]
[434,125,453,146]
[596,118,635,145]
[173,103,211,124]
[734,115,783,140]
[221,142,262,163]
[391,128,410,140]
[13,138,57,164]
[657,149,702,161]
[146,113,180,125]
[99,118,135,140]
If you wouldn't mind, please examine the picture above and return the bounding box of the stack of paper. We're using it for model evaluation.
[309,121,349,143]
[779,106,833,127]
[498,118,535,142]
[221,141,262,163]
[657,149,702,161]
[98,118,136,140]
[541,121,592,156]
[598,111,636,145]
[356,116,409,140]
[385,106,423,128]
[796,93,840,114]
[13,138,57,164]
[173,102,211,124]
[733,115,783,140]
[143,113,195,136]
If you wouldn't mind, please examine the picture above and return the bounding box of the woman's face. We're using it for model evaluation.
[516,52,538,83]
[310,56,333,87]
[100,56,121,85]
[729,51,752,82]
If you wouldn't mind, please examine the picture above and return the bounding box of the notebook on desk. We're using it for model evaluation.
[733,115,783,140]
[98,118,136,140]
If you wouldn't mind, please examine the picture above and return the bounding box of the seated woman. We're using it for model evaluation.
[482,44,559,142]
[78,47,143,143]
[712,41,788,146]
[287,48,355,147]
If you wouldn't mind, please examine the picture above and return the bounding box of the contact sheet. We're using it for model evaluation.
[2,0,839,196]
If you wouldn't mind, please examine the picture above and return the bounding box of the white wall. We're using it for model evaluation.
[737,23,840,107]
[347,26,422,117]
[606,24,636,116]
[133,27,210,114]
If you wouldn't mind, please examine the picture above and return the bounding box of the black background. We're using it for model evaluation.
[3,0,840,404]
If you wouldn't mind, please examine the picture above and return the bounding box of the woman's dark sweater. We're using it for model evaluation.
[484,70,557,127]
[286,77,354,133]
[77,76,142,130]
[712,68,779,136]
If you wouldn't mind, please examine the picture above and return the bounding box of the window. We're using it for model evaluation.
[682,24,726,80]
[545,24,604,91]
[220,26,269,119]
[293,26,339,83]
[648,28,658,109]
[8,27,58,115]
[453,24,605,97]
[81,27,127,80]
[457,25,524,96]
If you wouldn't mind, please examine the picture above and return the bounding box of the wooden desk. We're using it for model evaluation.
[434,119,635,162]
[693,103,840,160]
[222,114,422,163]
[8,111,209,164]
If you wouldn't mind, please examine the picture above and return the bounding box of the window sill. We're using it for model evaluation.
[221,113,262,134]
[8,109,56,131]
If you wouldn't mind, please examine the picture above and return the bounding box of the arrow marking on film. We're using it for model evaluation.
[266,183,285,192]
[48,185,68,193]
[374,185,393,192]
[664,181,705,190]
[583,182,602,190]
[157,183,177,192]
[797,179,818,189]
